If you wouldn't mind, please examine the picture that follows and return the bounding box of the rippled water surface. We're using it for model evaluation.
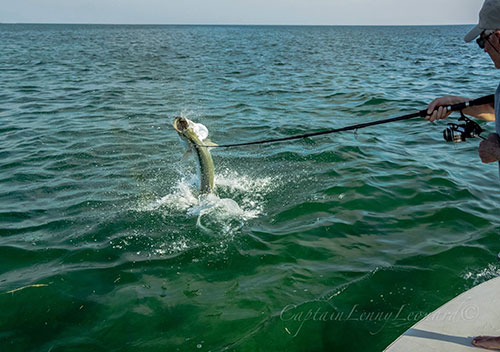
[1,24,500,351]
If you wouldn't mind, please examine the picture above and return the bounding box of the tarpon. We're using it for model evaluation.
[173,117,215,194]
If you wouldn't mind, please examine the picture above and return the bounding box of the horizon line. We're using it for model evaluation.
[0,22,475,27]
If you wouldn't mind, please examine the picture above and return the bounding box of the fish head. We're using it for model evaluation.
[173,117,208,146]
[173,117,190,135]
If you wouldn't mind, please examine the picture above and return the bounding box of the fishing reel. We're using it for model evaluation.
[442,111,484,143]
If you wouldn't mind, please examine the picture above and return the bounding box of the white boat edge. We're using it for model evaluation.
[384,276,500,352]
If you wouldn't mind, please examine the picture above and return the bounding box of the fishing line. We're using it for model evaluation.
[200,95,494,148]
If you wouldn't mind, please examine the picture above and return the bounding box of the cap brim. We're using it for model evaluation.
[464,25,482,42]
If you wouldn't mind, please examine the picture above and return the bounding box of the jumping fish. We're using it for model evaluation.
[173,117,215,194]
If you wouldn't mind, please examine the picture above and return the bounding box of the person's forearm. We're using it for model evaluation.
[426,95,495,122]
[463,103,495,121]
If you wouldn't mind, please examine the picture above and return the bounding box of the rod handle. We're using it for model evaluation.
[448,94,495,112]
[418,94,495,117]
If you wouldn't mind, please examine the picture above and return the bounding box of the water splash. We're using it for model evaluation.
[138,169,277,234]
[462,263,500,286]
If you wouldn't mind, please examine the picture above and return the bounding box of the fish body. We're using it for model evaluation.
[173,117,215,194]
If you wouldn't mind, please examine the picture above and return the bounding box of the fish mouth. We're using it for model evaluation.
[173,117,189,133]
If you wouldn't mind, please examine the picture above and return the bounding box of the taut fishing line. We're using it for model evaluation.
[199,95,494,148]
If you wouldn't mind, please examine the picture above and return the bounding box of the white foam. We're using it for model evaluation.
[137,169,277,234]
[142,180,198,212]
[462,263,500,286]
[215,168,273,193]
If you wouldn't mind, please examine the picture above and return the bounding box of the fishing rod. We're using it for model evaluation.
[202,94,494,148]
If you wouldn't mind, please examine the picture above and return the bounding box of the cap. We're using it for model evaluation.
[465,0,500,42]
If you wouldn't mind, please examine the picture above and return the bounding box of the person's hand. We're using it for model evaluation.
[425,96,470,122]
[478,133,500,163]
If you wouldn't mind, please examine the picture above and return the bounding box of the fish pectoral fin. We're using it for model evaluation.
[182,150,192,160]
[203,140,218,147]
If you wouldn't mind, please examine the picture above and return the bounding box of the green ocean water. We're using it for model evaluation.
[1,24,500,351]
